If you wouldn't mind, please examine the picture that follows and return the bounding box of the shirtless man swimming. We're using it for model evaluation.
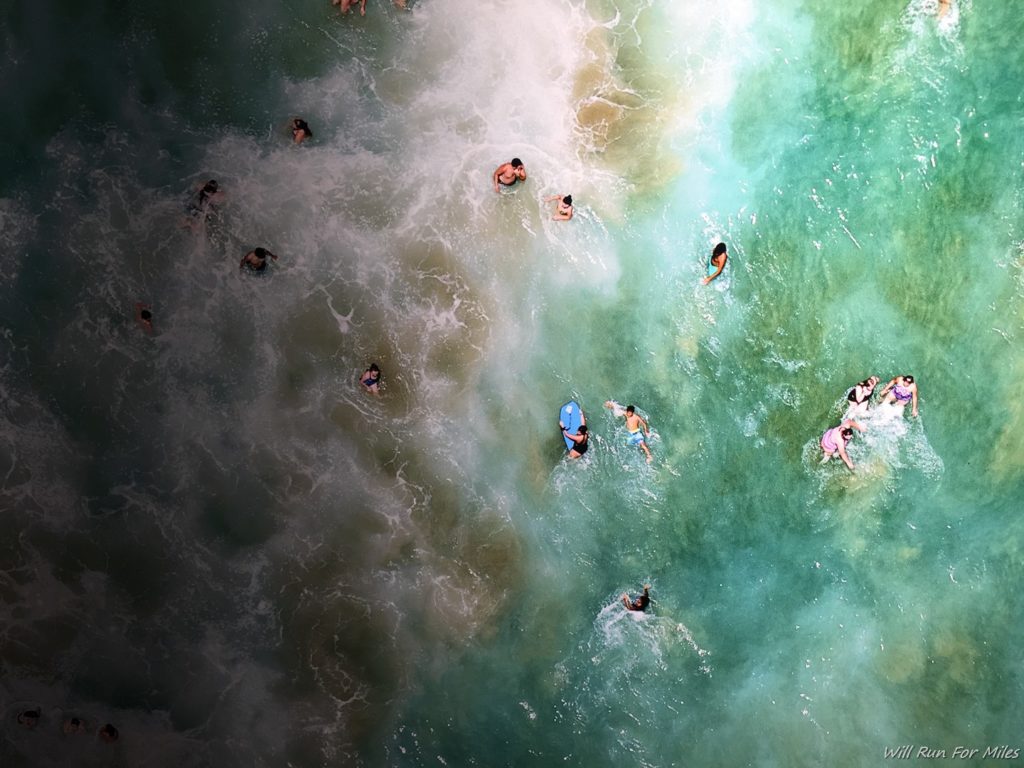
[605,400,653,463]
[493,158,526,192]
[240,247,278,273]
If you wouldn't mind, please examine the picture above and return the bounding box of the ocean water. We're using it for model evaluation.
[2,0,1023,765]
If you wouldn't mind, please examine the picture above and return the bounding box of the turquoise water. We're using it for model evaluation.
[2,0,1023,765]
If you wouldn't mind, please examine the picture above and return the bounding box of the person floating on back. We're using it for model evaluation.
[820,419,865,471]
[493,158,526,192]
[560,423,588,459]
[361,363,382,395]
[291,117,313,144]
[605,400,652,463]
[879,374,919,417]
[240,247,278,273]
[544,194,574,221]
[623,585,651,612]
[702,242,728,285]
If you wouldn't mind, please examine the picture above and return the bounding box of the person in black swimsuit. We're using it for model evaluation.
[561,423,588,458]
[360,363,382,395]
[845,375,879,417]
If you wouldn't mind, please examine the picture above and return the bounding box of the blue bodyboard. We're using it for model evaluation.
[559,401,583,451]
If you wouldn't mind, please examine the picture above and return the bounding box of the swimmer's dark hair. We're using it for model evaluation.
[368,363,380,373]
[140,309,152,321]
[293,118,312,136]
[903,375,914,383]
[511,158,523,168]
[203,180,218,193]
[859,378,874,388]
[626,405,635,413]
[577,425,588,434]
[713,242,728,257]
[562,195,572,205]
[254,247,267,258]
[840,427,854,438]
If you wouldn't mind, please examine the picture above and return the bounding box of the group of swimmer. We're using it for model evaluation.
[147,142,300,329]
[14,707,119,744]
[332,0,408,15]
[819,374,920,470]
[558,401,653,465]
[493,157,729,275]
[495,155,725,611]
[492,158,575,221]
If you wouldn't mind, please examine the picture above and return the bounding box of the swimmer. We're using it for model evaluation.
[879,374,919,417]
[492,158,526,192]
[360,363,382,394]
[17,709,40,729]
[845,375,880,417]
[98,723,119,743]
[702,242,728,285]
[290,117,313,144]
[240,247,278,273]
[63,717,88,735]
[544,194,574,221]
[819,418,866,471]
[135,302,153,333]
[332,0,366,16]
[623,585,651,612]
[183,179,224,229]
[605,400,652,463]
[559,422,589,459]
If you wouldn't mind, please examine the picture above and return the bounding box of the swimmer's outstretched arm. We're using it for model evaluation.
[837,443,855,471]
[702,259,725,285]
[604,400,624,417]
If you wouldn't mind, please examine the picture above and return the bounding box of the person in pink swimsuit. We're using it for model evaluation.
[820,419,866,470]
